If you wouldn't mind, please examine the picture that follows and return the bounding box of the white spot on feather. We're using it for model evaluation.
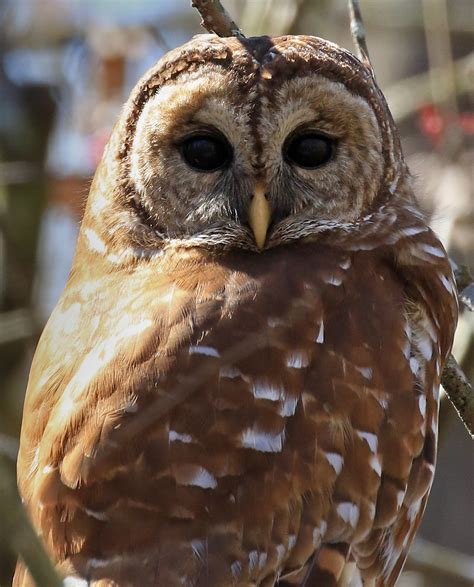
[278,396,299,417]
[63,578,89,587]
[370,455,382,476]
[251,381,282,401]
[356,367,373,380]
[315,321,324,344]
[401,226,427,237]
[241,427,284,453]
[189,345,220,357]
[219,366,241,379]
[84,508,108,521]
[418,395,427,417]
[169,430,193,444]
[286,351,310,369]
[356,431,378,453]
[288,534,297,549]
[417,333,433,361]
[175,466,217,489]
[420,244,445,258]
[324,275,343,286]
[339,258,351,270]
[337,502,360,527]
[324,452,344,475]
[438,273,455,294]
[410,357,419,375]
[84,228,107,254]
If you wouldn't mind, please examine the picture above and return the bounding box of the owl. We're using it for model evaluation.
[15,34,458,586]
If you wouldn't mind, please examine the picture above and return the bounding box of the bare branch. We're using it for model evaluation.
[442,355,474,439]
[348,0,373,71]
[191,0,244,38]
[0,446,63,587]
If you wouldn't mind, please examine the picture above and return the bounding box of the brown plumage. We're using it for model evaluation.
[15,35,457,586]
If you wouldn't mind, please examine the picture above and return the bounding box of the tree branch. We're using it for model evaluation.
[441,355,474,439]
[348,0,373,71]
[191,0,244,38]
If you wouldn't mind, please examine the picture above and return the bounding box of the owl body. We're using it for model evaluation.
[16,35,457,586]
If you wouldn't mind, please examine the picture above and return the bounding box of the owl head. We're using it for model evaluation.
[82,34,408,259]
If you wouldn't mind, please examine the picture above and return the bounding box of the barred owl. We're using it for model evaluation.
[15,34,458,586]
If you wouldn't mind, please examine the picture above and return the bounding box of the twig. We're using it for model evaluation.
[0,450,63,587]
[191,0,244,38]
[442,355,474,439]
[348,0,373,71]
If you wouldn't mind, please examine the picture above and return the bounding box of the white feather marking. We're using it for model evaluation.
[288,534,297,549]
[409,357,420,375]
[84,228,107,254]
[191,539,206,561]
[251,381,282,401]
[219,366,241,379]
[396,490,405,508]
[418,395,427,417]
[418,335,433,361]
[169,430,193,444]
[63,578,89,587]
[278,396,299,417]
[324,452,344,475]
[432,384,440,400]
[356,367,373,380]
[339,258,352,270]
[286,351,310,369]
[438,273,455,294]
[324,275,343,286]
[231,561,243,580]
[240,427,285,452]
[420,244,445,258]
[370,455,382,476]
[177,466,217,489]
[356,431,378,453]
[249,550,259,570]
[189,345,220,357]
[401,226,427,237]
[315,321,324,344]
[407,498,422,522]
[84,508,108,521]
[275,544,286,562]
[337,502,360,527]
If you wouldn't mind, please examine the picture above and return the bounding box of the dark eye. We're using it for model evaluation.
[284,133,334,169]
[181,134,232,172]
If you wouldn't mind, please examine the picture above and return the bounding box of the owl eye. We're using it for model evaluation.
[284,133,334,169]
[181,134,232,172]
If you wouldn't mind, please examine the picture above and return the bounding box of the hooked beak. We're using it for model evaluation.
[248,184,271,250]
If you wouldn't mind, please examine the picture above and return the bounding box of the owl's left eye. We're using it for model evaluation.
[284,132,335,169]
[181,134,232,172]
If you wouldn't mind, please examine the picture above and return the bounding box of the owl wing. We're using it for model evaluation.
[16,234,456,586]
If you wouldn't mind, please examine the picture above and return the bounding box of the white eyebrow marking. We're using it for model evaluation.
[189,345,220,357]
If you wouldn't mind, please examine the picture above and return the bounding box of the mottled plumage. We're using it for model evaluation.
[15,35,457,586]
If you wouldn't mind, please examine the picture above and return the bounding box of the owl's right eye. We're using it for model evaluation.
[181,134,232,172]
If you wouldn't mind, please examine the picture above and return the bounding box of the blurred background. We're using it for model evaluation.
[0,0,472,585]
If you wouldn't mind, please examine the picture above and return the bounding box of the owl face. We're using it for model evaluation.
[123,35,396,251]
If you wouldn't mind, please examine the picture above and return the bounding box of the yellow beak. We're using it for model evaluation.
[248,184,271,249]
